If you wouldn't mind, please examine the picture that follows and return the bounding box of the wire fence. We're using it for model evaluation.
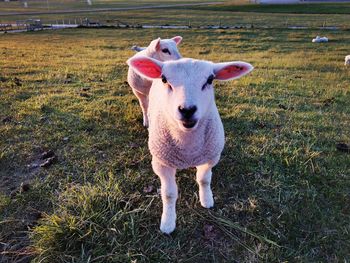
[1,16,349,33]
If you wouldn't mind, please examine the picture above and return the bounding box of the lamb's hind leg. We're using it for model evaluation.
[196,158,219,208]
[152,159,177,234]
[132,89,149,127]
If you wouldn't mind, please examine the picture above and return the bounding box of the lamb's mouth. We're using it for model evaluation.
[181,120,197,129]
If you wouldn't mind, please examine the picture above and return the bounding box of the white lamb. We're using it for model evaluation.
[131,45,145,52]
[345,55,350,66]
[127,56,253,234]
[312,36,328,43]
[127,36,182,127]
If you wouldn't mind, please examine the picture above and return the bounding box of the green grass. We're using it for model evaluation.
[0,0,226,13]
[1,16,350,263]
[1,7,350,29]
[198,2,350,14]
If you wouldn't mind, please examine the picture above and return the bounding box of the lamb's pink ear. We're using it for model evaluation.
[172,36,182,45]
[149,37,161,51]
[127,56,163,79]
[214,61,253,81]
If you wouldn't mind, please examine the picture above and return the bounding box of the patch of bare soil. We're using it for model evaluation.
[0,208,41,263]
[0,150,56,262]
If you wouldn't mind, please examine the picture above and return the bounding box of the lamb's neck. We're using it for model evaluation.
[149,109,225,169]
[161,115,213,147]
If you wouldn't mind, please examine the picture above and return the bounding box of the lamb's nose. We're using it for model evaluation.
[178,105,197,119]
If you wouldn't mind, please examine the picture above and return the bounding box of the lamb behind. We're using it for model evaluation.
[312,36,328,43]
[127,36,182,127]
[131,45,145,52]
[127,56,253,234]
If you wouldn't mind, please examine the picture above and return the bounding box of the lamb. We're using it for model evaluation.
[127,36,182,127]
[127,55,253,234]
[131,45,145,52]
[345,55,350,66]
[312,36,328,43]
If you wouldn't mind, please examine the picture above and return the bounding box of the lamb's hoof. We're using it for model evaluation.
[160,219,176,234]
[143,119,149,128]
[200,194,214,208]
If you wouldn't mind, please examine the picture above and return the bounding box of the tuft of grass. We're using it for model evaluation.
[31,175,163,262]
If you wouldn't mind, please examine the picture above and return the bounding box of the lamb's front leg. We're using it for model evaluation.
[152,160,177,234]
[196,161,217,208]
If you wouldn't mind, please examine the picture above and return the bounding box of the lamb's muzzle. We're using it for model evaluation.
[127,56,254,234]
[178,105,198,128]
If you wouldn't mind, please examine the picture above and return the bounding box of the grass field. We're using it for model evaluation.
[1,5,350,29]
[0,0,227,14]
[198,2,350,14]
[0,4,350,263]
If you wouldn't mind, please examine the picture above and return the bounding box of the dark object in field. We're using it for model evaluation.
[278,104,288,110]
[278,104,294,111]
[323,97,335,107]
[199,50,211,55]
[336,143,350,153]
[14,77,22,86]
[20,182,30,193]
[64,73,73,84]
[27,150,56,170]
[2,116,12,123]
[87,77,103,82]
[32,210,43,220]
[82,86,91,91]
[39,116,47,122]
[40,156,56,167]
[0,76,8,82]
[79,92,91,98]
[257,121,267,129]
[40,150,55,160]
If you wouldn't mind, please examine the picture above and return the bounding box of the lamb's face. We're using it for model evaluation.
[160,60,215,131]
[148,36,182,62]
[127,56,254,132]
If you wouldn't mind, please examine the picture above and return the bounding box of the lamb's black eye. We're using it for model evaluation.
[162,75,167,83]
[202,74,214,90]
[207,75,214,85]
[162,48,171,55]
[161,75,173,91]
